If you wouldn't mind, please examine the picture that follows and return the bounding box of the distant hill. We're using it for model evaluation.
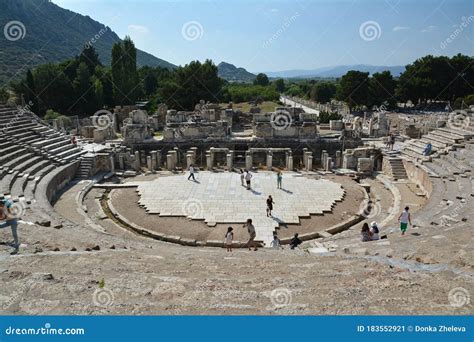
[264,64,405,79]
[0,0,176,85]
[218,62,256,83]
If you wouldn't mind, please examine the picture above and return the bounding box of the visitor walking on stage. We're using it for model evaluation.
[266,195,274,217]
[270,233,281,249]
[398,206,412,236]
[225,227,234,252]
[240,169,245,186]
[243,218,257,251]
[276,170,283,189]
[245,170,253,190]
[289,233,302,249]
[0,198,19,255]
[360,222,373,242]
[187,164,196,181]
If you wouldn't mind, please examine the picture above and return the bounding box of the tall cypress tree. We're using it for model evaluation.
[25,69,39,113]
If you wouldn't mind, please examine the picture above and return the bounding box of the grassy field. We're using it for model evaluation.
[220,101,279,113]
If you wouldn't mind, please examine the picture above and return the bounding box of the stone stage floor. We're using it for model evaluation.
[135,172,345,246]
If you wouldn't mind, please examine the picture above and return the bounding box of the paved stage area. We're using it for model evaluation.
[135,172,345,245]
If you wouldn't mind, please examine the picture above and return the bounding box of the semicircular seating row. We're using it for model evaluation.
[0,104,87,220]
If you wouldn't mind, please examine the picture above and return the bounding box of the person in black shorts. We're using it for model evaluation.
[266,195,274,217]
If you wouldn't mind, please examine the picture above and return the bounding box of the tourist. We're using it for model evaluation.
[225,227,234,252]
[423,142,432,156]
[360,222,373,242]
[398,206,412,236]
[276,170,282,189]
[270,234,281,249]
[0,198,19,255]
[240,169,245,186]
[289,233,302,249]
[187,164,196,181]
[243,218,257,251]
[266,195,275,217]
[370,221,380,240]
[245,170,252,190]
[389,134,395,150]
[71,135,77,147]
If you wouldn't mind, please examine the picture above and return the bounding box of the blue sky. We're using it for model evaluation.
[54,0,473,72]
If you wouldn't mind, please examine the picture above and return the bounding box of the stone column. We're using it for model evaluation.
[151,151,157,171]
[140,150,146,165]
[287,155,293,171]
[206,153,212,170]
[186,153,193,169]
[335,151,342,168]
[245,151,252,170]
[166,154,174,171]
[147,156,152,170]
[110,156,115,173]
[302,148,308,168]
[134,151,140,171]
[285,151,292,170]
[266,150,273,171]
[325,157,332,171]
[305,151,313,170]
[321,150,327,169]
[156,151,162,169]
[118,154,124,170]
[226,153,233,170]
[307,155,313,171]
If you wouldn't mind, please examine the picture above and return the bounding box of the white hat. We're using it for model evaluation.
[370,221,377,227]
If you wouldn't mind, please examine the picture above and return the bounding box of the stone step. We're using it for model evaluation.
[419,137,446,150]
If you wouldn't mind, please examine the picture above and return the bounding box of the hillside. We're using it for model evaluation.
[265,64,405,78]
[218,62,256,83]
[0,0,176,85]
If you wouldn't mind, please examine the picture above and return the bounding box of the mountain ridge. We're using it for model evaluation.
[261,64,405,78]
[217,62,256,83]
[0,0,176,85]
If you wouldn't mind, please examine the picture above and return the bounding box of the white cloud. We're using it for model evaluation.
[421,25,436,32]
[270,8,279,13]
[128,24,149,34]
[393,26,410,32]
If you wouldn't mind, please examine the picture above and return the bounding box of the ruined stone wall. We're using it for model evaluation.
[403,160,434,198]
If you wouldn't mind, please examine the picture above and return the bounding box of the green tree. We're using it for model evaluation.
[79,45,102,75]
[336,70,369,110]
[274,78,285,93]
[368,71,397,108]
[253,73,269,86]
[25,69,39,113]
[72,62,95,115]
[111,36,140,105]
[310,82,337,103]
[160,60,223,110]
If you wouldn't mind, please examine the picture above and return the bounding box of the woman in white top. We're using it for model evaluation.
[225,227,234,252]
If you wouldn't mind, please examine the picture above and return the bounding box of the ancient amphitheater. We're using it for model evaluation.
[0,102,472,315]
